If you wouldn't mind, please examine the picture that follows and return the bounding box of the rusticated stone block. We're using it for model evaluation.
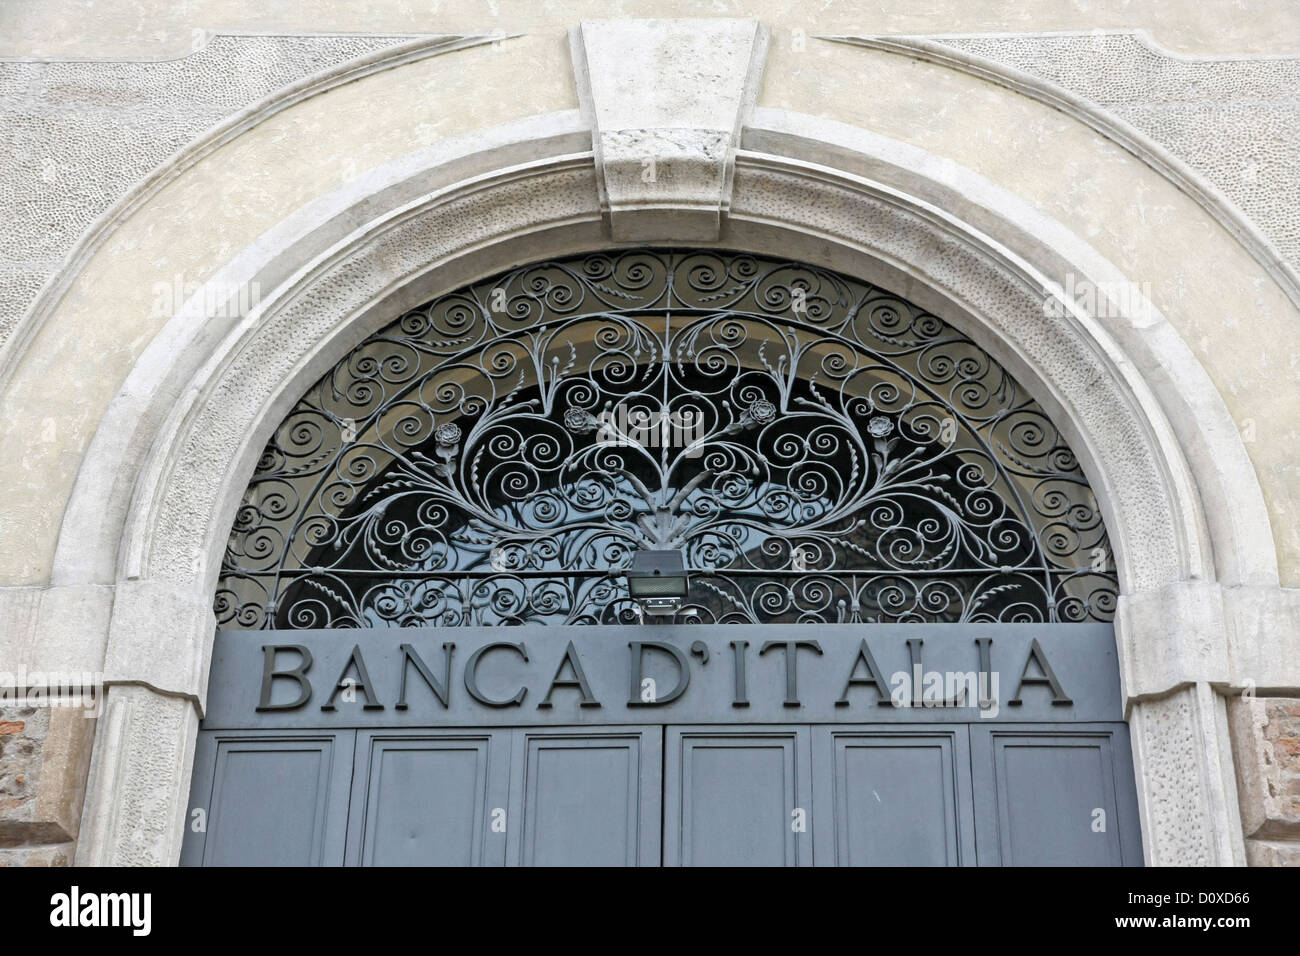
[1228,695,1300,864]
[0,699,96,857]
[0,842,72,866]
[1244,839,1300,867]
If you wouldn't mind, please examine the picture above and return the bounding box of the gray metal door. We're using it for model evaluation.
[663,726,814,866]
[181,624,1142,866]
[969,725,1140,866]
[505,728,661,866]
[334,727,661,866]
[180,730,354,866]
[343,730,507,866]
[811,727,977,866]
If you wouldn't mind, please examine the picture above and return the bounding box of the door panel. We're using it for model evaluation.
[183,721,1144,866]
[664,726,813,867]
[812,727,976,866]
[180,730,354,867]
[970,725,1142,866]
[345,731,509,866]
[507,727,662,866]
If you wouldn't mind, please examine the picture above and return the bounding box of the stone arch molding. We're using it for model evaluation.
[48,19,1285,866]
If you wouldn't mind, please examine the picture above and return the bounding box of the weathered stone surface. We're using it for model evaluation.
[572,18,767,240]
[0,842,72,866]
[1229,695,1300,849]
[0,698,96,853]
[1244,838,1300,866]
[0,33,441,348]
[0,6,1298,869]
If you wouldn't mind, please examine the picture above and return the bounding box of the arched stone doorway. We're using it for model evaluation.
[57,21,1272,867]
[179,249,1140,865]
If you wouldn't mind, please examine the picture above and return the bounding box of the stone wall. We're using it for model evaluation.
[1230,696,1300,865]
[0,700,95,866]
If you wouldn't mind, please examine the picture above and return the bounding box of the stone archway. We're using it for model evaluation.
[49,20,1271,866]
[180,246,1145,867]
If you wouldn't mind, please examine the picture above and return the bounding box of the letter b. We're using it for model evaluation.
[257,645,313,711]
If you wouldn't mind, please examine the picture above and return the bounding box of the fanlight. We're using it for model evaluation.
[215,250,1117,628]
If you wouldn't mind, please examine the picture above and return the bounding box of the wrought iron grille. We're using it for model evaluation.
[216,250,1118,628]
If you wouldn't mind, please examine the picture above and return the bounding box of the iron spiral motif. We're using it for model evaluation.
[216,250,1118,628]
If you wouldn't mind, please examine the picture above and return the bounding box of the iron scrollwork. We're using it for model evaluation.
[216,250,1118,628]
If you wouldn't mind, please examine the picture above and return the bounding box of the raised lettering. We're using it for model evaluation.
[538,641,601,708]
[760,640,823,707]
[464,642,529,707]
[627,641,690,706]
[396,642,454,709]
[257,644,313,711]
[730,640,749,708]
[1009,638,1072,706]
[321,645,385,711]
[835,640,891,706]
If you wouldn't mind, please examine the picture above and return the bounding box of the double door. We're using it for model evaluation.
[180,721,1141,866]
